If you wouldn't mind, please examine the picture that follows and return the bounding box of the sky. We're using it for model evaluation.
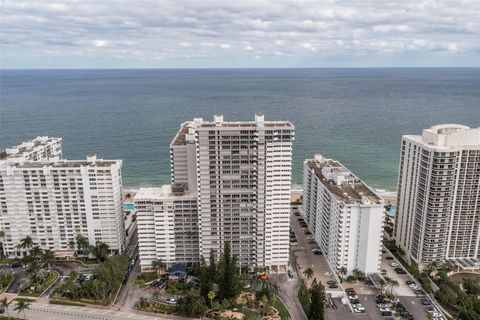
[1,0,479,68]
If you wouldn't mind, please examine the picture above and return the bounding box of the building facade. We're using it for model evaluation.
[0,137,125,257]
[395,124,480,265]
[135,114,294,271]
[303,155,384,275]
[135,185,199,270]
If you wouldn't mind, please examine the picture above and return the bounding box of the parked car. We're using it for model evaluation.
[379,308,392,316]
[312,249,322,255]
[294,211,301,216]
[323,272,332,277]
[421,299,432,305]
[406,280,415,285]
[166,298,177,305]
[386,256,394,260]
[288,270,294,278]
[305,230,312,235]
[328,284,339,288]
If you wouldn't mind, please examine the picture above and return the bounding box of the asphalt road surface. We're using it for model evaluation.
[5,302,194,320]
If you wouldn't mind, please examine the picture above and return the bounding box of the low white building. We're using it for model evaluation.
[135,184,198,271]
[0,137,125,257]
[303,155,384,275]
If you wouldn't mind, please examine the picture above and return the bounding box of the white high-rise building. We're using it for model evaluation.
[136,114,294,270]
[395,124,480,264]
[169,114,294,269]
[303,155,384,275]
[135,185,198,270]
[0,137,125,257]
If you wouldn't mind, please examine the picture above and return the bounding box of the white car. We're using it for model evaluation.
[354,307,366,313]
[348,295,359,300]
[166,298,177,305]
[391,262,398,267]
[323,272,332,276]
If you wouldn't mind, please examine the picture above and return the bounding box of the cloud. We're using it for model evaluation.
[0,0,479,67]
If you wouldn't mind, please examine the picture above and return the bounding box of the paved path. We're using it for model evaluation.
[5,301,194,320]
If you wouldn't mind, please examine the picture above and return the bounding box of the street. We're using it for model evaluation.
[4,301,194,320]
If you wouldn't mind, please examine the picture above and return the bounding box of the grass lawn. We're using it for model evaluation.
[243,308,261,320]
[137,271,158,283]
[273,298,291,320]
[50,299,86,307]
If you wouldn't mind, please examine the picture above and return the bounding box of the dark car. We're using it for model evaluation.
[297,218,304,222]
[313,249,322,255]
[406,280,414,285]
[294,211,301,216]
[305,230,312,235]
[328,284,339,288]
[327,280,337,285]
[421,299,432,305]
[386,256,394,260]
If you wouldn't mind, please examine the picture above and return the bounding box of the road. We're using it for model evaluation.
[271,254,307,320]
[5,301,194,320]
[113,256,151,309]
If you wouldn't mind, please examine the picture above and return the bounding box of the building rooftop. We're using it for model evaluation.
[0,136,62,161]
[404,124,480,148]
[306,155,382,205]
[171,114,294,146]
[10,155,120,169]
[134,185,195,200]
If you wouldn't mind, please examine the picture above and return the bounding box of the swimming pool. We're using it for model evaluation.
[123,203,136,211]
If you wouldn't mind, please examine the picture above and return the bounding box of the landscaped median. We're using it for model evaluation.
[19,270,59,297]
[0,272,14,294]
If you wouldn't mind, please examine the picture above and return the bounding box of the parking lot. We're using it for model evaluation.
[290,210,341,291]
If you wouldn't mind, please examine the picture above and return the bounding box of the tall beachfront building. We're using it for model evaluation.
[303,155,384,275]
[136,114,294,271]
[0,137,125,257]
[395,124,480,265]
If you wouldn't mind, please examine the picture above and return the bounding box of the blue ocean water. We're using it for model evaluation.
[1,68,479,190]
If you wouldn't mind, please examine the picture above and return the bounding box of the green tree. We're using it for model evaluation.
[308,279,325,320]
[0,230,5,259]
[338,266,348,279]
[19,236,34,251]
[42,249,55,270]
[151,259,165,275]
[1,297,11,318]
[177,291,208,317]
[207,290,216,308]
[90,241,109,262]
[217,242,241,300]
[75,234,89,259]
[14,299,30,320]
[303,267,314,283]
[390,279,399,296]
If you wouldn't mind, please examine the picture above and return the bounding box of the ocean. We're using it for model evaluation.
[1,68,479,190]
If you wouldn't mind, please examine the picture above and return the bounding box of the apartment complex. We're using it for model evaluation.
[395,124,480,265]
[136,114,294,270]
[135,185,198,270]
[303,155,384,275]
[0,137,125,257]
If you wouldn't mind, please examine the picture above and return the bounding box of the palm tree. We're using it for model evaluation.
[390,279,399,296]
[379,278,388,295]
[42,249,55,270]
[1,297,11,318]
[13,299,30,320]
[75,234,89,259]
[0,230,5,259]
[151,259,165,275]
[29,246,43,259]
[339,266,348,279]
[303,267,314,283]
[18,236,34,251]
[207,290,216,307]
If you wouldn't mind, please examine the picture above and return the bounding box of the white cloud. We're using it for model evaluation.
[0,0,479,67]
[93,39,109,47]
